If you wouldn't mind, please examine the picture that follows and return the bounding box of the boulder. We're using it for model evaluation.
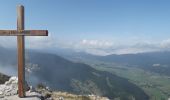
[0,76,41,100]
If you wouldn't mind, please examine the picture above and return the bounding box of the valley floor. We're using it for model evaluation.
[86,61,170,100]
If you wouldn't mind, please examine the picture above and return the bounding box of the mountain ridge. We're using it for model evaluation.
[60,50,170,76]
[0,47,149,99]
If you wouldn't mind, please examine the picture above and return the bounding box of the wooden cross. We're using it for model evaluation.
[0,5,48,97]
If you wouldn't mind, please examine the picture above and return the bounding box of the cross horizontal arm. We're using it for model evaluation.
[0,30,48,36]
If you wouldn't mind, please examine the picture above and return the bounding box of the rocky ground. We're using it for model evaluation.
[51,91,109,100]
[1,92,42,100]
[0,76,42,100]
[0,76,109,100]
[0,77,19,98]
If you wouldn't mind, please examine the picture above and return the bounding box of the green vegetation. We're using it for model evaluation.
[89,62,170,100]
[37,83,46,89]
[27,52,149,100]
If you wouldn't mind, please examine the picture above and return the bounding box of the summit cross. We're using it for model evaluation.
[0,5,48,97]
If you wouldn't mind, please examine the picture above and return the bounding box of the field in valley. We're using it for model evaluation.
[86,62,170,100]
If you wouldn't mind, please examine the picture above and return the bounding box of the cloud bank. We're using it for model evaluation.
[1,36,170,55]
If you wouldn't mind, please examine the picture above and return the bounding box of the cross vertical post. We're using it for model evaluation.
[17,5,25,97]
[0,5,48,98]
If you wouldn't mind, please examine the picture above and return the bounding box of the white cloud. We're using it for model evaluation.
[160,39,170,49]
[68,39,170,55]
[0,34,56,50]
[2,35,170,55]
[80,39,113,49]
[26,35,55,49]
[0,37,16,48]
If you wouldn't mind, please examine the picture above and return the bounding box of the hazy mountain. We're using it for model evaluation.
[0,73,9,84]
[62,50,170,76]
[97,52,170,76]
[0,47,149,99]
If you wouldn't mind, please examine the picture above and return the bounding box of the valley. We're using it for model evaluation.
[22,48,170,100]
[66,52,170,100]
[1,46,170,100]
[0,47,149,100]
[89,62,170,100]
[0,1,170,100]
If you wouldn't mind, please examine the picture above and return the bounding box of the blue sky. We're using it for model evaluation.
[0,0,170,55]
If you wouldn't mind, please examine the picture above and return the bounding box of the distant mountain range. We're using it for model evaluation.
[0,46,149,100]
[99,52,170,75]
[59,50,170,76]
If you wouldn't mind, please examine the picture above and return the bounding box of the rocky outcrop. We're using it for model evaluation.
[0,76,18,98]
[2,92,42,100]
[51,91,109,100]
[0,76,42,100]
[0,76,109,100]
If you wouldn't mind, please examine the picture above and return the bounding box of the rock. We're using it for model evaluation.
[52,91,110,100]
[28,86,35,93]
[59,97,64,100]
[0,76,42,100]
[5,76,18,86]
[0,91,3,95]
[0,95,4,98]
[2,92,42,100]
[0,76,18,97]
